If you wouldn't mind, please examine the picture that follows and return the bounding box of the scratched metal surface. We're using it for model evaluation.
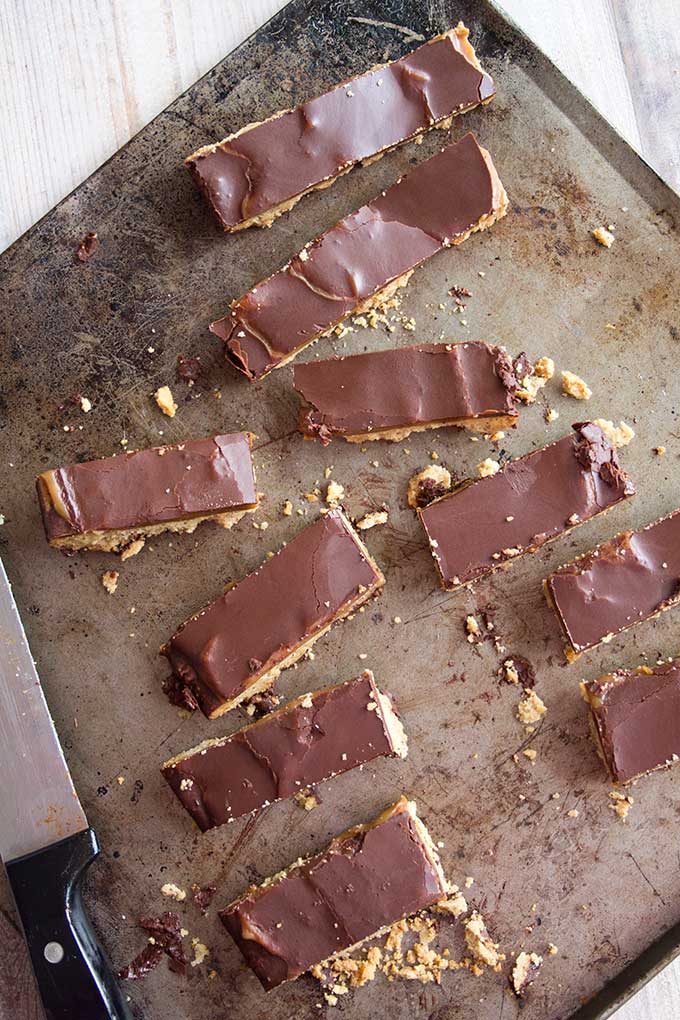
[1,1,680,1018]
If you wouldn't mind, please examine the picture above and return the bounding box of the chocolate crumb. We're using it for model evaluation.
[162,675,199,713]
[244,688,280,718]
[119,912,187,980]
[176,354,202,386]
[75,232,99,262]
[191,883,217,914]
[247,657,263,673]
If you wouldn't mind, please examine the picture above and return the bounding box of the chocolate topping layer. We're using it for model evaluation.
[219,796,447,990]
[546,507,680,654]
[187,25,495,231]
[162,509,384,718]
[419,423,635,590]
[162,671,405,830]
[37,433,257,542]
[583,659,680,784]
[210,132,507,379]
[294,341,519,442]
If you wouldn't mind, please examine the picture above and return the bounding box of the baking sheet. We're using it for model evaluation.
[2,1,680,1018]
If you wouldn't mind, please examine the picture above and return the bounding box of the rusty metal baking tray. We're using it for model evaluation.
[2,1,680,1017]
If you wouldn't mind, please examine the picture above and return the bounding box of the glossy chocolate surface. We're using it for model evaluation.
[36,433,257,542]
[219,797,446,990]
[162,509,384,717]
[187,28,494,230]
[420,423,635,589]
[584,660,680,783]
[547,508,680,652]
[210,132,505,379]
[294,341,518,441]
[162,672,401,830]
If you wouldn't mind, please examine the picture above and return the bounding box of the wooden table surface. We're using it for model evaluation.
[1,2,679,1018]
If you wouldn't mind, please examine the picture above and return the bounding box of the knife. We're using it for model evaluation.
[0,555,131,1020]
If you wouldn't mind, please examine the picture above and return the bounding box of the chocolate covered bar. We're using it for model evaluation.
[419,423,635,591]
[546,507,680,658]
[219,796,447,990]
[581,659,680,784]
[36,432,258,553]
[294,341,520,443]
[187,24,495,232]
[162,671,407,830]
[162,509,384,718]
[210,132,508,379]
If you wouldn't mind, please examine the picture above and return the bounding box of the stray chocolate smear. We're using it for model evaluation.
[176,354,202,386]
[501,655,536,688]
[75,232,99,263]
[119,912,187,980]
[130,779,144,804]
[191,883,217,914]
[162,674,199,713]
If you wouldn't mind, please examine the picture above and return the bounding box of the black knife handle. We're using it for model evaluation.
[6,828,131,1020]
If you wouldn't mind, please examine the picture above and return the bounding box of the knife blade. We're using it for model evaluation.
[0,555,130,1020]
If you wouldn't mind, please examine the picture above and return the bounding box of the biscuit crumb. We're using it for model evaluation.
[515,355,554,403]
[517,689,547,724]
[294,790,318,811]
[154,385,177,418]
[547,943,558,956]
[116,775,125,785]
[356,509,389,530]
[464,912,503,969]
[592,419,635,447]
[161,883,186,902]
[435,887,468,918]
[465,615,481,643]
[523,748,538,762]
[567,809,579,818]
[80,396,92,413]
[121,537,145,561]
[477,458,499,478]
[592,226,615,247]
[654,445,666,455]
[545,407,559,423]
[325,480,345,507]
[608,789,634,822]
[561,370,592,400]
[282,499,293,516]
[503,659,520,685]
[407,465,451,509]
[190,938,210,967]
[101,570,119,594]
[511,951,543,997]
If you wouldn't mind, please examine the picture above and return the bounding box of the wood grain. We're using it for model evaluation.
[1,3,679,1020]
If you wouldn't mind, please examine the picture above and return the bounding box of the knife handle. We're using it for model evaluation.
[6,828,131,1020]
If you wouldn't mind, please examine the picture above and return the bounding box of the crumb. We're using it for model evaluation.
[393,616,402,624]
[294,790,318,811]
[116,775,125,785]
[608,789,633,822]
[435,888,468,918]
[515,355,554,403]
[118,912,187,980]
[464,912,503,968]
[176,355,202,386]
[561,370,592,400]
[101,570,119,594]
[121,537,145,561]
[325,480,345,507]
[179,778,193,791]
[356,508,389,530]
[79,395,92,413]
[190,938,210,967]
[161,883,186,902]
[503,659,520,684]
[654,445,666,455]
[592,419,635,447]
[75,231,99,262]
[407,465,452,509]
[547,943,558,956]
[282,499,293,516]
[477,458,499,478]
[154,386,177,418]
[545,407,559,423]
[517,689,547,724]
[522,748,537,762]
[567,809,579,818]
[592,226,615,247]
[511,951,543,997]
[465,615,481,643]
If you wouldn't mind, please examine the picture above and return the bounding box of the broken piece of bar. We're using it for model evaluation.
[162,671,407,830]
[581,659,680,784]
[36,432,258,553]
[219,796,447,990]
[546,507,680,657]
[186,24,495,232]
[294,341,520,443]
[162,509,384,718]
[210,132,508,379]
[419,423,635,590]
